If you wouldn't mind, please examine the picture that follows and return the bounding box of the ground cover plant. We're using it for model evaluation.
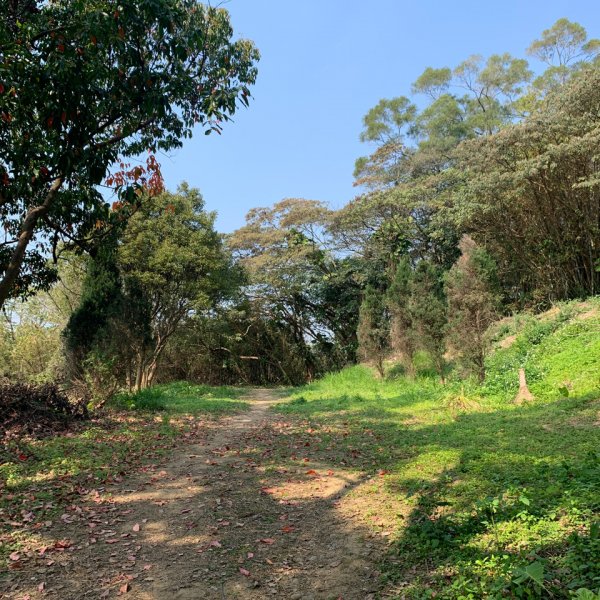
[278,302,600,598]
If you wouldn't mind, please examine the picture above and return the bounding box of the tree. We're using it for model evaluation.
[387,257,415,376]
[228,198,353,381]
[410,262,447,380]
[0,0,259,307]
[0,251,84,383]
[455,66,600,302]
[357,285,389,378]
[445,236,501,382]
[118,185,232,389]
[527,18,600,90]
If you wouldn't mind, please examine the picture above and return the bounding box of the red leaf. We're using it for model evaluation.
[9,552,20,561]
[119,582,130,593]
[239,567,250,577]
[281,525,295,533]
[305,469,318,476]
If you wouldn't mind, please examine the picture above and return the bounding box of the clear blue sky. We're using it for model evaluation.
[159,0,600,232]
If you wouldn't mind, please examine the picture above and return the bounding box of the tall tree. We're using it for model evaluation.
[118,185,232,389]
[445,236,501,382]
[410,262,447,380]
[387,257,416,376]
[0,0,259,307]
[455,66,600,302]
[357,285,389,378]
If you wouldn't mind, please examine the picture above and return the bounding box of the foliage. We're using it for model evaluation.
[0,0,259,306]
[227,198,359,382]
[455,66,600,303]
[409,261,447,380]
[387,256,416,376]
[445,236,501,381]
[357,285,389,377]
[118,185,234,389]
[280,299,600,597]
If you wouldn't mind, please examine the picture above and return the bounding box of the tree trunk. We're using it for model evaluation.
[0,179,63,309]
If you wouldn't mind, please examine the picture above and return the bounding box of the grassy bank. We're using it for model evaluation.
[279,300,600,598]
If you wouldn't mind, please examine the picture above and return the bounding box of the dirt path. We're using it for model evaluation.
[2,390,384,600]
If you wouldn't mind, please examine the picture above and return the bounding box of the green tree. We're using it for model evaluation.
[357,285,389,378]
[527,18,600,90]
[455,66,600,302]
[445,236,501,382]
[118,185,232,389]
[0,0,258,307]
[410,262,447,380]
[387,257,416,376]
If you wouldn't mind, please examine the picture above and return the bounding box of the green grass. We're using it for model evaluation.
[110,380,248,414]
[0,381,248,567]
[279,300,600,598]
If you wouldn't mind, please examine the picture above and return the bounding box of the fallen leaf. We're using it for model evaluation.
[281,525,295,533]
[239,567,250,577]
[119,582,130,593]
[132,523,140,532]
[9,552,20,561]
[259,538,275,545]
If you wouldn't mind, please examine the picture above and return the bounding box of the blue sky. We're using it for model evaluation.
[159,0,600,232]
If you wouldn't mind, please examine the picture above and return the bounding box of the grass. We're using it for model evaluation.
[110,380,248,414]
[279,300,600,598]
[0,381,248,567]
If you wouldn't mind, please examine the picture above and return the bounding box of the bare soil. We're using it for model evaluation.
[1,390,388,600]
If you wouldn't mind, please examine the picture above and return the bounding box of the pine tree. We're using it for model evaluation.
[357,286,389,378]
[445,236,501,382]
[387,257,416,376]
[410,261,447,381]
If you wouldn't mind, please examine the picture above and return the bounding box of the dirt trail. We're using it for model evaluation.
[2,390,383,600]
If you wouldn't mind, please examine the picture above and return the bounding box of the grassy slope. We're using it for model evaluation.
[0,382,247,564]
[279,299,600,598]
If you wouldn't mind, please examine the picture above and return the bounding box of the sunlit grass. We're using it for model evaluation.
[279,300,600,598]
[110,380,248,414]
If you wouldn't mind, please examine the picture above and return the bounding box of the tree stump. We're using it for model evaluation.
[514,368,534,404]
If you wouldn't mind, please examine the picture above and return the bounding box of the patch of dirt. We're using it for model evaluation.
[1,390,385,599]
[498,334,517,349]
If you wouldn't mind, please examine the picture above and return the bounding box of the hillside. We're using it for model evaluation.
[278,298,600,598]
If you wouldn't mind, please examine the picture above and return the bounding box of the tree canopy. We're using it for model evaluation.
[0,0,258,306]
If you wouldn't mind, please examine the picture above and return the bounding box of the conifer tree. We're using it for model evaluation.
[445,236,501,382]
[410,262,447,381]
[357,286,389,378]
[387,257,416,376]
